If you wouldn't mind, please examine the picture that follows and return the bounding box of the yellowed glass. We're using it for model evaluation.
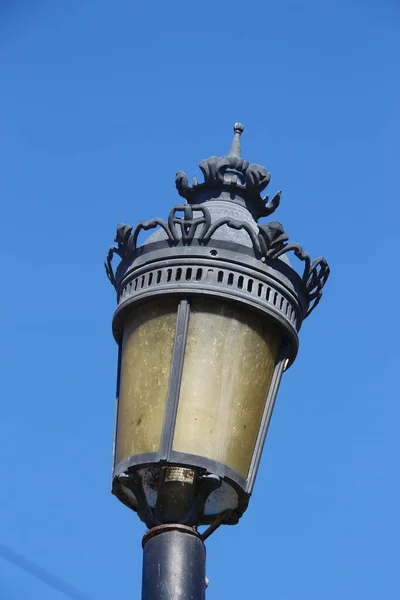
[173,299,279,478]
[116,301,177,463]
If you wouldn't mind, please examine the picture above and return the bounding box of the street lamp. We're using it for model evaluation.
[105,123,329,599]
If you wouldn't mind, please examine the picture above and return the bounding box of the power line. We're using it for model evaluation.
[0,544,96,600]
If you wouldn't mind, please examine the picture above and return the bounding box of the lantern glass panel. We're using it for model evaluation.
[116,301,177,464]
[173,298,279,479]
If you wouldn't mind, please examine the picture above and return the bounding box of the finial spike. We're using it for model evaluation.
[228,122,244,158]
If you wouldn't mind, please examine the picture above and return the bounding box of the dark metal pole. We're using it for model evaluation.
[142,524,206,600]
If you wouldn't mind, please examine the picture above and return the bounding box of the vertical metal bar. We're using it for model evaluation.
[246,353,286,493]
[142,525,206,600]
[111,344,122,473]
[159,299,190,461]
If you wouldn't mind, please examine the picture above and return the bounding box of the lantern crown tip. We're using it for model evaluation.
[228,122,244,158]
[175,123,274,221]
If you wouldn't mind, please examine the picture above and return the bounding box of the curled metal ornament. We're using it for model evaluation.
[105,202,330,317]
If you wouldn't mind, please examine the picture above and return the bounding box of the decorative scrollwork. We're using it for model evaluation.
[168,204,211,244]
[258,221,289,256]
[105,205,264,289]
[174,125,286,221]
[304,258,330,316]
[257,221,330,317]
[261,191,282,217]
[201,217,262,256]
[105,218,173,289]
[175,171,191,199]
[106,206,213,289]
[105,203,330,317]
[245,163,271,193]
[175,156,279,220]
[199,156,241,184]
[105,224,133,288]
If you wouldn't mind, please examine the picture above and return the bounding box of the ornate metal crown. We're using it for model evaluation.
[106,123,330,319]
[176,122,281,221]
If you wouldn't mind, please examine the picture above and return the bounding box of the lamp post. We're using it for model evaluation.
[105,123,330,599]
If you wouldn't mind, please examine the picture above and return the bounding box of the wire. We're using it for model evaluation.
[0,544,96,600]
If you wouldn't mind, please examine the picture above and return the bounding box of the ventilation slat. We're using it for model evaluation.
[121,267,297,332]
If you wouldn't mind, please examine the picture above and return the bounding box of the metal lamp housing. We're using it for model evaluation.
[105,124,330,529]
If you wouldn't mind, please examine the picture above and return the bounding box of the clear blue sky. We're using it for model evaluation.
[0,1,399,598]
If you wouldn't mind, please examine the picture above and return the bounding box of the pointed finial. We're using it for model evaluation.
[228,122,244,158]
